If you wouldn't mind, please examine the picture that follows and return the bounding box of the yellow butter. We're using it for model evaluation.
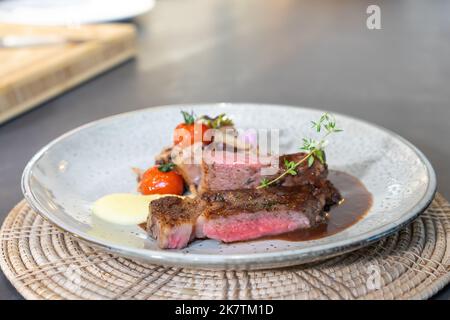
[92,193,183,225]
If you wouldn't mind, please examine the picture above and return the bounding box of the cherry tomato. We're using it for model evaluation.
[138,166,184,195]
[173,122,210,147]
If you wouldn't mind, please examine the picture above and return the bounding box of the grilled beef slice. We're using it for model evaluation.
[198,151,327,193]
[158,145,328,194]
[197,185,330,243]
[148,183,341,249]
[147,196,200,249]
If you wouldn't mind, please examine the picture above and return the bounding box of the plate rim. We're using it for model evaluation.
[21,103,437,269]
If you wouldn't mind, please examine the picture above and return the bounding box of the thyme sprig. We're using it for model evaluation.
[258,113,342,189]
[199,113,234,129]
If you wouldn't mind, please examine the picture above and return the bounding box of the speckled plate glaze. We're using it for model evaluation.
[22,104,436,270]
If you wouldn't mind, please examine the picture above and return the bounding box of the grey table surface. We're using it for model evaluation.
[1,0,449,300]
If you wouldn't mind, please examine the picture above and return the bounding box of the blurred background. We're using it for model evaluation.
[0,0,449,299]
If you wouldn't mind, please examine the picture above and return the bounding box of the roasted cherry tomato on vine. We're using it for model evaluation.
[138,163,184,195]
[173,111,210,147]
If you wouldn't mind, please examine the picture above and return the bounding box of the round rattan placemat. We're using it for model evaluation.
[1,195,450,300]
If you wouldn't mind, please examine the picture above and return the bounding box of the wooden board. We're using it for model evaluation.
[0,23,137,124]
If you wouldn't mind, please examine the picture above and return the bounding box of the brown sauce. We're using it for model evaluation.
[139,171,372,242]
[265,170,373,242]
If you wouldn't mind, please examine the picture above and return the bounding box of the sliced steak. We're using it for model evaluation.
[198,185,330,242]
[198,151,269,192]
[198,151,328,193]
[148,183,341,248]
[147,196,200,249]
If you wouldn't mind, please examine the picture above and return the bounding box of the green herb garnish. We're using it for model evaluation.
[199,113,234,129]
[158,162,176,172]
[258,113,342,189]
[181,110,195,125]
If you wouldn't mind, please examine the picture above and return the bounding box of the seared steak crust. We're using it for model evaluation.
[149,196,198,227]
[147,182,341,248]
[148,196,200,249]
[201,185,325,220]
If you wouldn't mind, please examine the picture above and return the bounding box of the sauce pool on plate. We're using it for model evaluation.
[266,170,373,242]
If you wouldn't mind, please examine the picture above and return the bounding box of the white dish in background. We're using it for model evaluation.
[22,104,436,270]
[0,0,155,25]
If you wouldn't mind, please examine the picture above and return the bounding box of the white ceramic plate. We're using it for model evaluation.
[22,104,436,270]
[0,0,155,25]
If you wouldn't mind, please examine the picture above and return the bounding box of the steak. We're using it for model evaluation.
[150,147,340,249]
[197,185,331,243]
[147,196,200,249]
[157,144,327,195]
[147,183,341,249]
[198,151,328,193]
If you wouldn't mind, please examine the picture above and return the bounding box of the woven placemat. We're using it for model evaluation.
[1,195,450,300]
